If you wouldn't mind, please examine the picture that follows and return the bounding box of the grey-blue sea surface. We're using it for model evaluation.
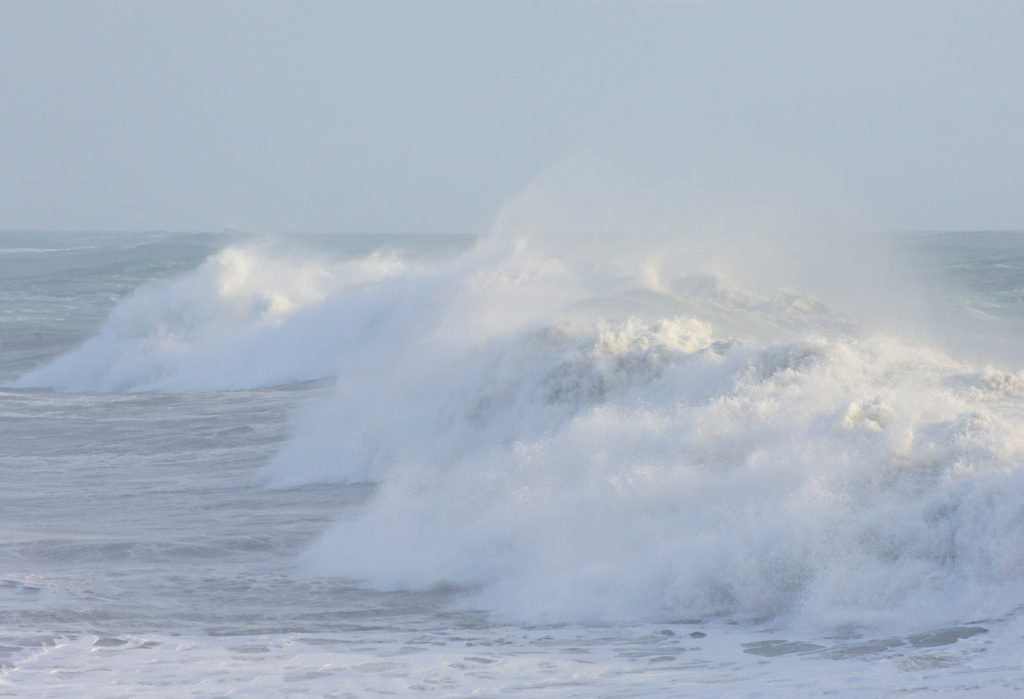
[0,231,1021,697]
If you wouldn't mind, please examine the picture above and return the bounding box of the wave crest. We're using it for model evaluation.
[15,243,405,392]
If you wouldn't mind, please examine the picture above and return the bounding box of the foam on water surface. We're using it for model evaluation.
[2,618,1021,698]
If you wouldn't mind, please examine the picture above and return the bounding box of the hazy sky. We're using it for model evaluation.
[1,1,1022,234]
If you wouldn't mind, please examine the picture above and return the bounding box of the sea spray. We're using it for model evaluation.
[250,233,1023,629]
[279,271,1024,627]
[15,227,1024,631]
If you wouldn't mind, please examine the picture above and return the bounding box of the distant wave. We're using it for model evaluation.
[14,242,407,392]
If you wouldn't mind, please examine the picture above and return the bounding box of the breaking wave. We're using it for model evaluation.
[15,241,407,392]
[17,228,1024,630]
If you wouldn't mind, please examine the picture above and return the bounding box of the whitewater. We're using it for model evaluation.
[2,227,1023,696]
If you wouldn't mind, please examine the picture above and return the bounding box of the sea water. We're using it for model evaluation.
[1,229,1023,696]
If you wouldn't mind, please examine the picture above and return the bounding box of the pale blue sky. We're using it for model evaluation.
[1,1,1022,233]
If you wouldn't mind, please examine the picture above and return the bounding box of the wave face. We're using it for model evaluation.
[18,231,1024,630]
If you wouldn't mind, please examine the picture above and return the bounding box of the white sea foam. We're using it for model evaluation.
[259,239,1024,630]
[15,224,1024,632]
[4,619,1020,697]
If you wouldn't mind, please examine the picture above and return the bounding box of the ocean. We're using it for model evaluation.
[1,229,1022,696]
